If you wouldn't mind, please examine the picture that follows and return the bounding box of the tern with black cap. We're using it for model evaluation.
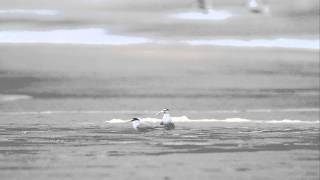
[129,117,155,132]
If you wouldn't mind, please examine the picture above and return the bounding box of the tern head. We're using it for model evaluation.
[155,108,169,116]
[129,117,142,129]
[162,108,169,113]
[130,117,141,122]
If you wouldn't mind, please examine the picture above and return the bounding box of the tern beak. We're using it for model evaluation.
[154,110,163,116]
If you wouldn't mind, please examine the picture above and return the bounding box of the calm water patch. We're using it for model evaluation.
[0,108,319,117]
[170,9,237,21]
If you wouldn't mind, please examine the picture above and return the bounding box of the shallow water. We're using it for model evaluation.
[0,112,319,180]
[170,9,237,21]
[0,1,319,179]
[1,118,318,155]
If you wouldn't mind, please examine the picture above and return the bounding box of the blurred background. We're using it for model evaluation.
[0,0,318,36]
[0,0,319,119]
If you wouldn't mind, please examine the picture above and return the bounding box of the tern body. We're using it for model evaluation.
[247,0,269,14]
[130,118,155,132]
[158,109,175,130]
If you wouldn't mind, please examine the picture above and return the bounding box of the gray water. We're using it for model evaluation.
[0,0,319,179]
[0,111,319,180]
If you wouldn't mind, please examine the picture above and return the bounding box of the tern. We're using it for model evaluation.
[130,117,155,132]
[247,0,269,14]
[197,0,208,14]
[156,108,175,130]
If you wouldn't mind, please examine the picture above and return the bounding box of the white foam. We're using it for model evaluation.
[185,38,319,50]
[171,9,237,21]
[0,9,61,16]
[182,108,320,114]
[0,94,32,102]
[265,119,317,124]
[1,110,318,124]
[0,28,150,45]
[106,116,319,124]
[246,108,319,113]
[0,28,318,50]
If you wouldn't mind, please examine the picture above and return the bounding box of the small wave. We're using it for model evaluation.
[171,9,237,21]
[0,94,32,102]
[246,108,319,113]
[1,110,318,124]
[185,38,319,50]
[182,108,319,114]
[0,28,150,45]
[265,119,318,124]
[0,28,317,50]
[106,116,319,124]
[0,9,61,16]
